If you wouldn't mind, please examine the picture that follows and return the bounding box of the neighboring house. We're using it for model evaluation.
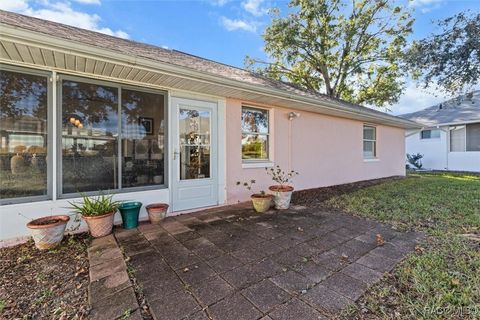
[401,91,480,172]
[0,10,418,245]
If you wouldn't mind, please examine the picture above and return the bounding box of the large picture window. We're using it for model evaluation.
[60,77,166,196]
[0,69,49,201]
[363,125,377,159]
[61,80,119,193]
[121,89,165,187]
[241,106,269,160]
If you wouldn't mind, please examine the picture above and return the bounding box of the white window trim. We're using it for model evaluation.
[420,129,441,140]
[363,124,377,160]
[241,105,274,166]
[242,161,275,169]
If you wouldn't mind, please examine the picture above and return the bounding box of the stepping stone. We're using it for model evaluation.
[321,272,367,301]
[149,289,200,320]
[340,262,383,285]
[89,287,138,320]
[209,293,262,320]
[269,298,326,320]
[241,279,291,313]
[301,284,353,314]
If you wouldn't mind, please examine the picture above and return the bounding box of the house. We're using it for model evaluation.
[401,91,480,172]
[0,10,419,245]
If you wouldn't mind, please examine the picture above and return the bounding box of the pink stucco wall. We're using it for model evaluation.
[226,98,406,203]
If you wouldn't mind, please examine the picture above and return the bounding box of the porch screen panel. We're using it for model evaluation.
[466,123,480,151]
[61,80,119,193]
[450,126,465,152]
[0,70,48,200]
[121,89,165,187]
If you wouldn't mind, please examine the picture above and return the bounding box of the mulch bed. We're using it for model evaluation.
[0,234,91,319]
[292,176,404,207]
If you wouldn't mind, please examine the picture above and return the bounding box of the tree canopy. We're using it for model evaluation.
[406,11,480,95]
[245,0,414,108]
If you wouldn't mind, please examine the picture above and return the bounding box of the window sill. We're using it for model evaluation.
[363,158,380,162]
[242,161,274,169]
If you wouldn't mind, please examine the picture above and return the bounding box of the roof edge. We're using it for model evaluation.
[0,22,420,129]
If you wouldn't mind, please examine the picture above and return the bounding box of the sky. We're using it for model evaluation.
[1,0,479,115]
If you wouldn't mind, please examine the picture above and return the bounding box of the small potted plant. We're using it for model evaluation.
[118,202,143,230]
[266,165,299,209]
[146,203,169,224]
[26,215,70,250]
[69,194,120,238]
[236,180,273,213]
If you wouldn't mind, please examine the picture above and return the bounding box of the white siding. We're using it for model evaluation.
[406,126,480,172]
[406,128,448,170]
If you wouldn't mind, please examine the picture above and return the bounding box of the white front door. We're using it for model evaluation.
[171,97,218,211]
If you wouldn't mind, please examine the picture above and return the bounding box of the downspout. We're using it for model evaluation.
[287,112,300,171]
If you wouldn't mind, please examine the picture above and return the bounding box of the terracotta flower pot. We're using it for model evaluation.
[26,215,70,250]
[82,211,115,238]
[251,194,273,213]
[146,203,169,224]
[269,185,294,210]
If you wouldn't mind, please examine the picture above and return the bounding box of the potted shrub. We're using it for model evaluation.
[69,194,120,238]
[146,203,169,224]
[236,179,273,213]
[266,165,299,209]
[26,215,70,250]
[118,202,143,229]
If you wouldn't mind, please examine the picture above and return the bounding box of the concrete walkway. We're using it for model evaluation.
[89,205,423,320]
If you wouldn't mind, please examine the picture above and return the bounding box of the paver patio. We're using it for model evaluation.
[88,205,424,320]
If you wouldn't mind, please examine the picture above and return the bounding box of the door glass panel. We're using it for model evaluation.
[179,108,210,180]
[61,80,118,193]
[0,70,48,200]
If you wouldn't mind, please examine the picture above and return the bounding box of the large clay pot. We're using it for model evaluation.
[269,185,294,210]
[146,203,169,224]
[251,194,273,213]
[82,211,115,238]
[26,215,70,250]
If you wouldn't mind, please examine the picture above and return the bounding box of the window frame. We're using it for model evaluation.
[466,123,480,152]
[0,64,53,205]
[241,105,272,163]
[363,125,377,159]
[420,129,441,140]
[57,74,168,199]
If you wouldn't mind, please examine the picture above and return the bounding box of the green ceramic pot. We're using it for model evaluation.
[118,202,142,229]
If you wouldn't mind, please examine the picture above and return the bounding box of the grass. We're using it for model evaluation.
[326,172,480,319]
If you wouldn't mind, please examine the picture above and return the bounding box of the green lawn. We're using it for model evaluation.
[326,172,480,319]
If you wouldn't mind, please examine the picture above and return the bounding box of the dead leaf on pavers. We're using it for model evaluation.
[415,245,425,253]
[376,234,385,246]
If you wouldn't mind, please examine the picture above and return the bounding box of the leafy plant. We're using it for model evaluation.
[406,153,423,169]
[236,180,266,195]
[68,193,120,217]
[407,11,479,95]
[265,165,299,187]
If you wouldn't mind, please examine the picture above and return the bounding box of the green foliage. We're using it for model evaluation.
[406,153,423,169]
[265,165,299,186]
[246,0,414,108]
[329,172,480,319]
[407,11,480,95]
[236,179,266,195]
[68,193,120,217]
